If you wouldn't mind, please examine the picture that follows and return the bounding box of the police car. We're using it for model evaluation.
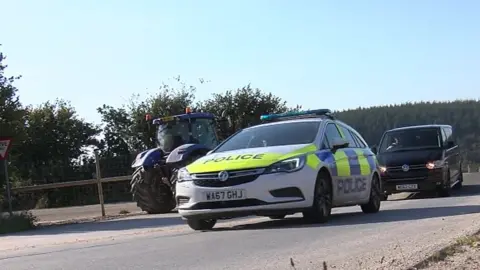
[175,109,382,230]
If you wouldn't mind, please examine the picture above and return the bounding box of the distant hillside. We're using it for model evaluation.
[334,100,480,165]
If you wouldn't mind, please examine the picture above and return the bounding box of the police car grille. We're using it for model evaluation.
[192,169,264,187]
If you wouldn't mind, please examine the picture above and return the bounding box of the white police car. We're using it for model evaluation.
[175,109,382,230]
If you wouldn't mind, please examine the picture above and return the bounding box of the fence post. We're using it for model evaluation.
[467,165,470,173]
[3,159,13,216]
[94,151,106,217]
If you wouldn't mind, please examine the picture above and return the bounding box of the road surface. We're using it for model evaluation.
[1,173,480,270]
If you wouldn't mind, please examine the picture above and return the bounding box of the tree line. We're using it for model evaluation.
[1,48,479,210]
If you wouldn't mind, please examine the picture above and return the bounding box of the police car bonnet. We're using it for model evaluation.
[195,144,312,164]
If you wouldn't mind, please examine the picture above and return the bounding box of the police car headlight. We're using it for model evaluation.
[177,168,192,182]
[265,156,306,174]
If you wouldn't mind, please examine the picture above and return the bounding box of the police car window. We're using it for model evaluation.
[352,132,367,148]
[214,121,321,153]
[338,125,357,148]
[323,123,342,148]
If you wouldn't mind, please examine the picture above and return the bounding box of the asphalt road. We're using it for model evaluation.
[2,173,480,270]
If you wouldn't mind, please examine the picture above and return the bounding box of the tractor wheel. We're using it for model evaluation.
[131,167,176,214]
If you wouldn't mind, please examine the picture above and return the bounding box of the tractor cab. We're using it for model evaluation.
[147,107,222,153]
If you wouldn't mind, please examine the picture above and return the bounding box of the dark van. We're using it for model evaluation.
[371,124,463,198]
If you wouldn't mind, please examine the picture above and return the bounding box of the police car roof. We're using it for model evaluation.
[244,118,326,130]
[387,124,452,132]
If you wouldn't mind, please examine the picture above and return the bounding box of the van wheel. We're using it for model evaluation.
[361,174,381,214]
[453,172,463,190]
[437,170,451,197]
[302,171,332,223]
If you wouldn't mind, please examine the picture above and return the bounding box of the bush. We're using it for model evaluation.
[0,211,37,235]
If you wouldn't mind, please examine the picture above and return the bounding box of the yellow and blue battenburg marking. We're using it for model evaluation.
[315,149,377,177]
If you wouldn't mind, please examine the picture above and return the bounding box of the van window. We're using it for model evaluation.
[443,127,453,141]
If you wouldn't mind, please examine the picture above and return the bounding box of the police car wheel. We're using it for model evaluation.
[302,171,332,223]
[361,174,381,214]
[186,218,217,231]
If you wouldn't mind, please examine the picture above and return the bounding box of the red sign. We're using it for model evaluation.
[0,137,13,160]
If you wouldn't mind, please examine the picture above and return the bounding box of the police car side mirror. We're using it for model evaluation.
[371,145,378,154]
[220,110,233,128]
[331,138,349,151]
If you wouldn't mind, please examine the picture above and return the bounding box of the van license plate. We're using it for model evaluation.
[204,190,246,201]
[396,184,418,191]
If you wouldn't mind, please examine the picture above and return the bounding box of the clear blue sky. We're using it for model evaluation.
[2,0,479,124]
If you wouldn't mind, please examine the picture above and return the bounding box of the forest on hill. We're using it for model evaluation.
[1,47,480,210]
[336,100,480,164]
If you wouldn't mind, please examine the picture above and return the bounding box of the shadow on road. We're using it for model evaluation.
[0,215,185,237]
[389,183,480,201]
[213,204,480,232]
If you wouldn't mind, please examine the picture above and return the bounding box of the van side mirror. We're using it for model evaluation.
[447,141,455,149]
[371,145,378,154]
[331,138,349,151]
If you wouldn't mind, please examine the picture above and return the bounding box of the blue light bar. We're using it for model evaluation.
[260,109,332,121]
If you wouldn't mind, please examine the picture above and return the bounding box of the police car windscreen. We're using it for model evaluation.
[379,128,441,153]
[214,121,321,153]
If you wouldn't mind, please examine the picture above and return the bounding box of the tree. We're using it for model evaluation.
[0,46,27,206]
[14,99,100,184]
[0,46,25,139]
[198,84,301,138]
[97,76,203,153]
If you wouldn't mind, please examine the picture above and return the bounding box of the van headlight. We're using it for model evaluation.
[177,168,192,182]
[426,160,444,170]
[264,156,306,174]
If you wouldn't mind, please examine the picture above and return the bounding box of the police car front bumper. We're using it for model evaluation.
[175,167,316,220]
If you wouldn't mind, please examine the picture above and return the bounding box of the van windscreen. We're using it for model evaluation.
[379,128,441,153]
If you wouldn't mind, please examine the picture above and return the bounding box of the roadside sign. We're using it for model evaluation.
[0,137,13,160]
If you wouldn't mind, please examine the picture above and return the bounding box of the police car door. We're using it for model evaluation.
[336,124,370,203]
[322,123,351,205]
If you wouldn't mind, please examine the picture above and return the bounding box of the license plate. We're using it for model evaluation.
[396,184,418,191]
[204,190,246,201]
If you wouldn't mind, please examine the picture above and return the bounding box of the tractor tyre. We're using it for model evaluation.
[131,167,176,214]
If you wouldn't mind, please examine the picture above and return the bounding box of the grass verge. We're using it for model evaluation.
[0,211,38,235]
[408,229,480,269]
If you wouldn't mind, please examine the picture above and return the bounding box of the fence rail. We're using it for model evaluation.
[11,175,131,193]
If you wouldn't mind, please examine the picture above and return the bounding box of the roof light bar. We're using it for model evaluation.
[260,109,333,121]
